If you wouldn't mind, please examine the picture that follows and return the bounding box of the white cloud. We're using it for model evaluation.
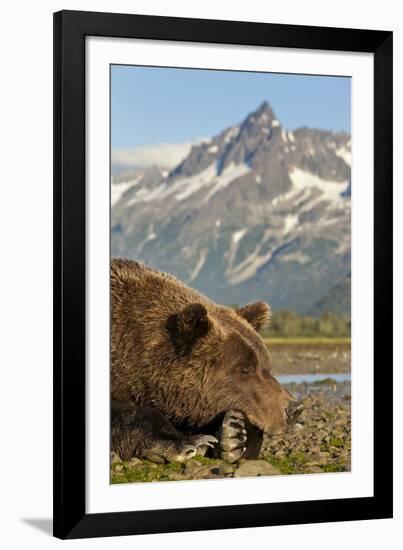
[111,141,194,170]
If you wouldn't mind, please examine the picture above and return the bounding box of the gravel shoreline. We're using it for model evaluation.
[111,380,351,483]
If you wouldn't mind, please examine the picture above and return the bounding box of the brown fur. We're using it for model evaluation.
[111,258,294,441]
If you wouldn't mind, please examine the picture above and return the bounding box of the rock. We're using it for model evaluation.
[304,465,323,473]
[304,460,320,467]
[128,457,143,467]
[194,465,221,479]
[234,460,280,478]
[167,472,189,481]
[274,449,286,458]
[316,456,331,465]
[143,454,165,464]
[185,460,222,479]
[335,419,346,426]
[329,446,341,455]
[126,462,147,471]
[317,430,328,441]
[219,463,235,476]
[113,463,124,472]
[185,458,202,468]
[111,452,122,465]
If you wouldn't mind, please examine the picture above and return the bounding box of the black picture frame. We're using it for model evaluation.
[53,9,393,540]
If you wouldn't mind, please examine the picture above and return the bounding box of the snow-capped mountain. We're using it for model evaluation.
[111,101,351,315]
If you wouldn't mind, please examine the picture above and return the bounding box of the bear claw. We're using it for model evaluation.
[218,410,248,463]
[188,434,219,457]
[190,434,219,449]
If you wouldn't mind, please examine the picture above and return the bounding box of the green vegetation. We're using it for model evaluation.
[229,306,351,339]
[111,460,183,484]
[320,463,346,473]
[261,310,351,339]
[264,451,348,475]
[328,436,345,448]
[192,454,223,465]
[264,451,309,474]
[110,455,229,484]
[312,377,338,386]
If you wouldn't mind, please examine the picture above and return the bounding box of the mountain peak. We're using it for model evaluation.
[112,100,351,315]
[256,100,274,115]
[243,100,281,130]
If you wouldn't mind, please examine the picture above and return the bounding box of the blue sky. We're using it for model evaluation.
[111,65,350,151]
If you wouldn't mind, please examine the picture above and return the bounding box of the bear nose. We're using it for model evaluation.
[286,400,303,420]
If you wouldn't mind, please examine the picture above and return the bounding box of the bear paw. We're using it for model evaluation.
[166,435,218,463]
[218,410,247,463]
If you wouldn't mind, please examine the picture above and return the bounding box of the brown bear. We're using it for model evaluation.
[111,258,302,464]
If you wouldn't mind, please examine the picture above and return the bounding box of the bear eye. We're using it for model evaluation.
[240,365,251,374]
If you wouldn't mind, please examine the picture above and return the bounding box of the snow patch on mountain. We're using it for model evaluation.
[189,249,208,281]
[176,161,250,202]
[283,214,299,235]
[111,179,140,206]
[229,245,275,285]
[232,228,248,243]
[281,251,310,264]
[289,168,349,204]
[175,164,217,200]
[335,145,352,167]
[226,230,247,274]
[136,225,157,255]
[127,182,167,206]
[224,126,240,143]
[202,162,251,203]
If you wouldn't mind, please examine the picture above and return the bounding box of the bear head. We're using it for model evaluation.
[163,299,302,435]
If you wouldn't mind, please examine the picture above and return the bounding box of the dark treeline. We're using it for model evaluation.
[261,310,351,338]
[230,305,351,338]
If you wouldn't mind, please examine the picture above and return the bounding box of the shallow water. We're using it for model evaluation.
[276,372,351,385]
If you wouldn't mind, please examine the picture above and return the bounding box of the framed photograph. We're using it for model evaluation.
[53,10,393,539]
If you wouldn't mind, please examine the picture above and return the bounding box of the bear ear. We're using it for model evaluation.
[236,301,271,332]
[166,303,210,351]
